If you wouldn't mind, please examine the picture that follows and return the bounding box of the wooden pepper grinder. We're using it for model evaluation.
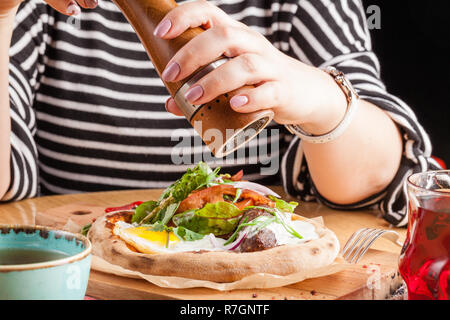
[112,0,274,157]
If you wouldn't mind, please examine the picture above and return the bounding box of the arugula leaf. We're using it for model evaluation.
[173,226,205,241]
[132,200,158,223]
[223,216,277,245]
[80,223,91,236]
[223,216,249,245]
[238,205,303,240]
[139,162,221,226]
[161,202,180,225]
[160,162,219,202]
[232,188,242,203]
[268,196,298,213]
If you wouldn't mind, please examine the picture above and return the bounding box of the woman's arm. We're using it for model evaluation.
[282,0,440,226]
[0,6,20,198]
[301,96,403,205]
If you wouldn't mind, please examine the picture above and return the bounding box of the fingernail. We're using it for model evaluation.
[162,62,180,82]
[154,19,172,38]
[67,2,81,15]
[230,95,249,108]
[164,98,170,112]
[184,85,204,102]
[85,0,98,8]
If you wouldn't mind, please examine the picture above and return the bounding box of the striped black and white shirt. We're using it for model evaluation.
[4,0,441,226]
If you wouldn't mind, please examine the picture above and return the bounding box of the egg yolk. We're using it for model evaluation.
[122,227,179,246]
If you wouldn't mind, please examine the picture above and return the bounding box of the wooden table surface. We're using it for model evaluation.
[0,187,407,299]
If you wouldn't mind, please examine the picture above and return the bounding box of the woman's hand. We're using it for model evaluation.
[0,0,98,17]
[160,0,347,135]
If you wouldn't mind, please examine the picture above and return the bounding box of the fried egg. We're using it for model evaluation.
[113,221,226,253]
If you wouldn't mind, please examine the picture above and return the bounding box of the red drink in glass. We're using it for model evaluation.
[399,170,450,300]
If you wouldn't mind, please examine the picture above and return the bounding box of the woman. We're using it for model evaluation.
[0,0,440,226]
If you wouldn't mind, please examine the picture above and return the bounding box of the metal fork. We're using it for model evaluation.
[342,228,403,264]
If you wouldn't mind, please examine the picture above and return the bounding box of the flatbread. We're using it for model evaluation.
[89,211,340,283]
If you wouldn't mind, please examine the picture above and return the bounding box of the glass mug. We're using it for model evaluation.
[399,170,450,300]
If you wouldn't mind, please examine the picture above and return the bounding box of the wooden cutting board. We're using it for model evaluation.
[35,203,405,300]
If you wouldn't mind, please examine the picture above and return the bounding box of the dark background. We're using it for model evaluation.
[362,0,449,166]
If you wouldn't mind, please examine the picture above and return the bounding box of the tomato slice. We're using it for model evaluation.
[230,169,244,181]
[104,201,143,213]
[177,184,274,213]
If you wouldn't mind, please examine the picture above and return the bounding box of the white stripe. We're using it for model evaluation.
[80,11,134,33]
[1,153,21,201]
[300,0,351,54]
[9,31,34,57]
[36,129,271,156]
[21,44,39,72]
[352,0,372,50]
[38,157,274,189]
[45,59,163,87]
[98,0,122,12]
[40,77,167,104]
[418,155,428,172]
[13,0,37,26]
[9,71,31,106]
[39,163,173,189]
[429,157,442,169]
[55,20,144,52]
[320,0,365,52]
[289,37,312,65]
[37,144,280,172]
[337,58,379,78]
[9,86,26,119]
[51,40,153,69]
[35,112,196,137]
[404,140,418,164]
[10,110,38,155]
[292,15,333,61]
[319,51,380,73]
[9,63,33,102]
[229,6,273,20]
[9,133,33,200]
[341,0,369,48]
[36,93,175,120]
[346,72,386,90]
[386,168,413,220]
[273,41,290,52]
[271,2,298,14]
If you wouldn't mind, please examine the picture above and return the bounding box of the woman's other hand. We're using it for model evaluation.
[160,0,347,136]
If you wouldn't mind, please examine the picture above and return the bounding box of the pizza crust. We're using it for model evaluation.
[88,211,340,283]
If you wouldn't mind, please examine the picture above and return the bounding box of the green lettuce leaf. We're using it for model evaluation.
[172,202,242,236]
[132,200,158,223]
[172,226,205,241]
[268,195,298,213]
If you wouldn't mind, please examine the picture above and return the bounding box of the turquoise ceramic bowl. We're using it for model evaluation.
[0,225,92,300]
